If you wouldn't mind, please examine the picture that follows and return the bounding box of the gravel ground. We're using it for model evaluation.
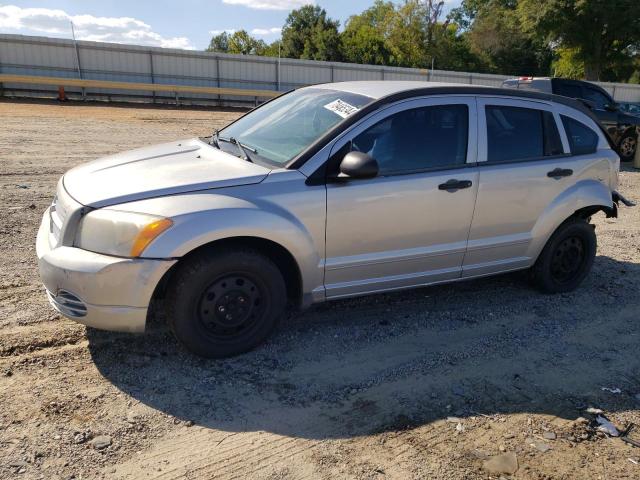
[1,98,640,480]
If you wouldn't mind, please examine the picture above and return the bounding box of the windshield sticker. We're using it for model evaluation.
[324,99,360,118]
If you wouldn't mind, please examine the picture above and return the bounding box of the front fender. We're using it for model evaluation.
[112,188,326,303]
[528,179,613,260]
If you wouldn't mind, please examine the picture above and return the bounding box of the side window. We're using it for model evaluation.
[555,83,583,99]
[351,104,468,175]
[582,87,611,109]
[561,115,599,155]
[485,106,563,163]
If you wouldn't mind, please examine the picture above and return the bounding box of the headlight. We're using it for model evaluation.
[75,209,173,257]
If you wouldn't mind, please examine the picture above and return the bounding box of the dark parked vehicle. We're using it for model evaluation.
[619,102,640,118]
[503,77,640,161]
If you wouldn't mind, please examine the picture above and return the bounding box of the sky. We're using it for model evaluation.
[0,1,461,51]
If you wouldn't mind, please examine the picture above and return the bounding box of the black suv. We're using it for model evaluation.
[503,77,640,161]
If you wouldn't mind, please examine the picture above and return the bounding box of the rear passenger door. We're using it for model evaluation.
[463,97,590,277]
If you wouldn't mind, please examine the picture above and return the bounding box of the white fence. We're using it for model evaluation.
[1,33,639,105]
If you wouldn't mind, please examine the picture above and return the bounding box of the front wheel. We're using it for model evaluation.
[530,218,597,293]
[166,248,287,358]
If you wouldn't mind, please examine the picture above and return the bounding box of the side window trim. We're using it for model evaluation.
[552,110,571,154]
[326,96,478,176]
[477,96,570,163]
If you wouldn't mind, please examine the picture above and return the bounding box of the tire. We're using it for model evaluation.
[166,248,287,358]
[618,130,637,162]
[530,218,597,293]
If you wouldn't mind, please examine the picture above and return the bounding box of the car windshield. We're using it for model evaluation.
[625,104,640,114]
[218,88,372,167]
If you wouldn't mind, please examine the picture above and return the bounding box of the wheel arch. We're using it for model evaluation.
[151,236,304,309]
[528,179,613,262]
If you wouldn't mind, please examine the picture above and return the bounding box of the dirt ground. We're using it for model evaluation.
[1,98,640,480]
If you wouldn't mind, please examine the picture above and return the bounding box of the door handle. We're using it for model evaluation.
[547,168,573,178]
[438,179,473,192]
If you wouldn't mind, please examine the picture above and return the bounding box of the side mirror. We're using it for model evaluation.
[605,103,619,112]
[337,151,379,180]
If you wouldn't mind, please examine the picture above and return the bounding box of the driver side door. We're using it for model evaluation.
[323,97,479,299]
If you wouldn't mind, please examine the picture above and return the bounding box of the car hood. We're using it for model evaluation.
[63,138,271,208]
[620,111,640,125]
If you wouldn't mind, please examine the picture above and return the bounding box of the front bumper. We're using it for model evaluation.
[36,208,176,333]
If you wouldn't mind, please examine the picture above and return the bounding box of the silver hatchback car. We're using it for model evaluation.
[37,81,631,358]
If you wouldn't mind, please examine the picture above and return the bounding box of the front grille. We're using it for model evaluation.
[46,289,87,318]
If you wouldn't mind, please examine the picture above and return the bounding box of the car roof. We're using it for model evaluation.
[308,80,592,112]
[312,81,468,99]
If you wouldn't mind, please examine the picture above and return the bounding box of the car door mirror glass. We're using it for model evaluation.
[338,151,379,180]
[605,103,618,112]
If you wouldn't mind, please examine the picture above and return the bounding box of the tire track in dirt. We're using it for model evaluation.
[110,431,317,480]
[0,324,85,357]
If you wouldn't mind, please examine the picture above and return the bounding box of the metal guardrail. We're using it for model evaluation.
[1,34,638,105]
[0,74,280,104]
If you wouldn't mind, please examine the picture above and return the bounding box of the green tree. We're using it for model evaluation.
[340,1,395,65]
[207,31,231,52]
[261,40,282,58]
[228,30,267,55]
[281,5,342,61]
[385,0,428,67]
[341,0,486,71]
[466,1,552,75]
[207,30,268,56]
[552,47,585,79]
[428,22,488,72]
[518,0,640,80]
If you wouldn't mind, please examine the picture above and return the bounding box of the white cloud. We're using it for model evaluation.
[209,28,236,35]
[250,27,282,36]
[0,5,194,49]
[222,0,312,11]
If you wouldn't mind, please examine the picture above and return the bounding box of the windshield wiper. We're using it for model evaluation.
[211,129,220,149]
[219,136,257,163]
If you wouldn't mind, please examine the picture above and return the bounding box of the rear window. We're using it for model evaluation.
[486,106,563,163]
[561,115,599,155]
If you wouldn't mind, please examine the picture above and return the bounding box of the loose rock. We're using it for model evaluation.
[528,438,552,453]
[482,452,518,475]
[126,411,142,424]
[90,435,112,450]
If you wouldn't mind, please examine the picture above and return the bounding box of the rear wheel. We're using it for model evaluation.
[166,248,286,358]
[618,130,637,162]
[530,218,597,293]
